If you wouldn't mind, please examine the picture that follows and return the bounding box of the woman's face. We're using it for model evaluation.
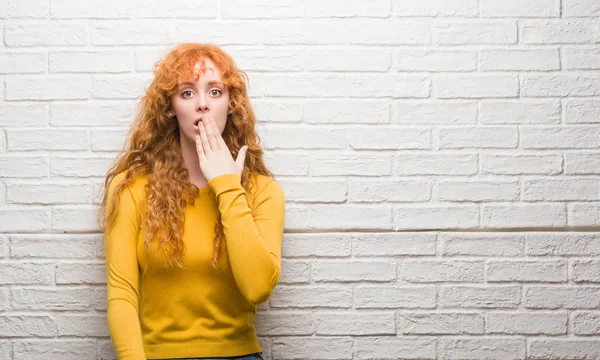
[169,58,229,141]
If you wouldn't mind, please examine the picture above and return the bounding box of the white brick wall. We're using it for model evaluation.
[1,0,599,359]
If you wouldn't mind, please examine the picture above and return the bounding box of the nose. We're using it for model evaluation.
[196,94,209,113]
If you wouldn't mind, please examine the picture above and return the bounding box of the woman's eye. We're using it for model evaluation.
[182,90,193,98]
[210,89,222,96]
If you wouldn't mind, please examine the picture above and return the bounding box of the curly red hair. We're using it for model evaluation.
[98,43,273,272]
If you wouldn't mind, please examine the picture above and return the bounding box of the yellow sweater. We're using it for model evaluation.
[104,171,285,360]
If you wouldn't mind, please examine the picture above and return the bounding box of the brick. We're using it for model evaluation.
[92,75,151,99]
[5,23,87,46]
[179,22,265,45]
[563,0,600,17]
[279,261,311,284]
[91,128,128,151]
[264,151,310,176]
[440,286,521,308]
[521,126,600,149]
[313,260,395,282]
[306,48,390,71]
[10,234,97,259]
[92,22,173,45]
[398,312,483,334]
[0,208,50,232]
[307,204,392,229]
[50,0,129,18]
[356,337,436,360]
[524,286,600,309]
[264,74,345,97]
[0,52,46,74]
[564,47,600,70]
[1,0,48,18]
[13,340,96,360]
[52,206,100,231]
[306,100,390,124]
[5,76,89,100]
[393,0,477,17]
[347,74,430,98]
[527,233,600,256]
[480,0,559,17]
[565,99,600,124]
[311,153,391,176]
[278,179,346,203]
[251,99,303,123]
[523,178,600,201]
[132,0,218,19]
[0,103,48,127]
[393,205,479,230]
[487,260,567,283]
[569,203,600,226]
[255,312,313,336]
[0,155,49,177]
[436,74,518,98]
[529,339,600,359]
[566,153,600,174]
[572,312,600,335]
[481,204,567,228]
[272,337,353,360]
[348,179,430,202]
[56,314,108,337]
[572,260,600,283]
[10,288,95,311]
[56,263,106,284]
[7,129,89,151]
[521,74,600,97]
[0,316,55,337]
[50,155,127,178]
[348,127,431,150]
[480,49,559,71]
[393,101,477,125]
[260,126,346,149]
[399,260,484,283]
[396,49,477,72]
[481,154,562,175]
[353,233,436,256]
[438,126,518,149]
[354,286,436,309]
[306,0,391,18]
[7,181,94,204]
[441,233,525,257]
[435,21,516,45]
[282,233,351,258]
[270,286,352,308]
[485,311,568,335]
[349,21,432,45]
[479,100,560,125]
[394,154,477,175]
[49,51,133,73]
[442,338,526,360]
[438,180,518,201]
[315,312,395,335]
[520,19,600,44]
[225,48,303,72]
[222,0,302,19]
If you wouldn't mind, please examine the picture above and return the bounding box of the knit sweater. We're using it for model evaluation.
[104,171,285,360]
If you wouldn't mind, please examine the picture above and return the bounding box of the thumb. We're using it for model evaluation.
[235,145,248,167]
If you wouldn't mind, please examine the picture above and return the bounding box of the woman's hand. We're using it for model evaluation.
[195,116,248,181]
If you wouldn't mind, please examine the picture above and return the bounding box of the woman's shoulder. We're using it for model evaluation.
[249,173,284,200]
[109,170,150,199]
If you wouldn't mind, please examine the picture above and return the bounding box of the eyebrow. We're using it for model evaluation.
[178,80,224,88]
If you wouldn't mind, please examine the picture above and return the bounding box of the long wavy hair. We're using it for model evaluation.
[98,43,273,273]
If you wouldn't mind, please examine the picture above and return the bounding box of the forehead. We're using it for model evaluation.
[179,58,223,84]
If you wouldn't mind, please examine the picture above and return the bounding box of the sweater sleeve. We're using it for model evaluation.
[104,175,147,360]
[208,173,286,305]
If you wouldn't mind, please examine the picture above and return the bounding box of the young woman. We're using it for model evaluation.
[99,43,285,360]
